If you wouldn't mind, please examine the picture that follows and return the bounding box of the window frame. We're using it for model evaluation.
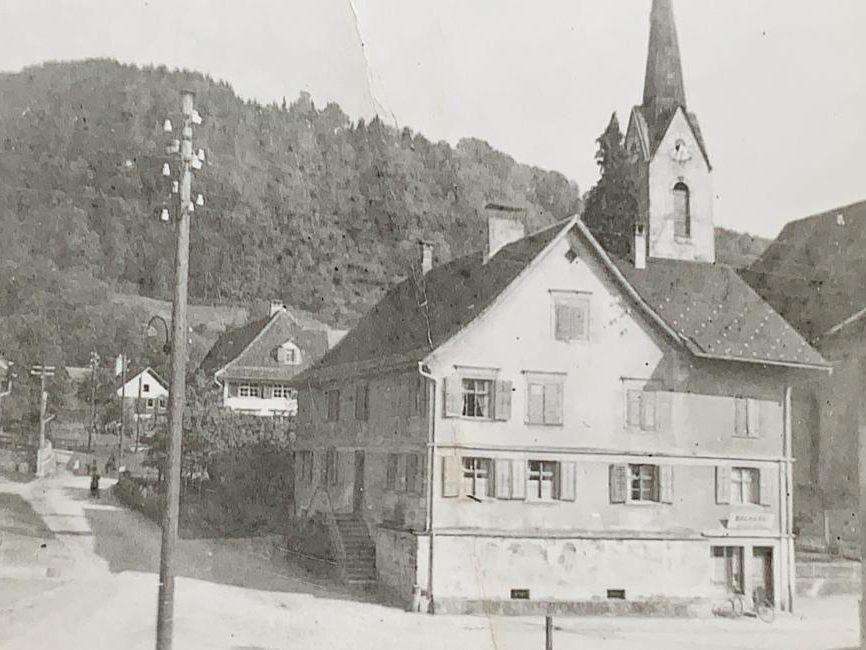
[462,457,493,499]
[272,384,292,400]
[628,463,659,503]
[551,291,591,343]
[527,460,558,501]
[673,181,691,239]
[461,378,493,419]
[730,467,760,505]
[238,383,261,398]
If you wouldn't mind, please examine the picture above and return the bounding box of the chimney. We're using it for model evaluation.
[418,240,434,275]
[633,224,647,270]
[269,300,287,317]
[484,203,526,263]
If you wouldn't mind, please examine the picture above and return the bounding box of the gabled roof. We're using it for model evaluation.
[294,218,826,385]
[200,309,330,382]
[294,220,569,383]
[114,366,169,394]
[630,105,711,169]
[743,199,866,341]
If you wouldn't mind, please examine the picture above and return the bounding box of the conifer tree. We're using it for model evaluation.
[582,113,639,257]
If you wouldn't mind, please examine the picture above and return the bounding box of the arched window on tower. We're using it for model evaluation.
[673,182,691,238]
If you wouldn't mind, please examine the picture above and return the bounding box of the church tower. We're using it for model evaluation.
[625,0,715,264]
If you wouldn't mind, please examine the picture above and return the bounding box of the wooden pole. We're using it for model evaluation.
[858,358,866,649]
[156,88,194,650]
[545,615,553,650]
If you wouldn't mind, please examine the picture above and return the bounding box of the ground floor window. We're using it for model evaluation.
[629,464,657,502]
[462,457,492,498]
[528,460,557,500]
[711,546,744,594]
[239,383,261,398]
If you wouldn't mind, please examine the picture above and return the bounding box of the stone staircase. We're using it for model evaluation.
[333,513,376,586]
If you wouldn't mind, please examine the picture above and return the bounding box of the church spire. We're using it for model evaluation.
[642,0,687,112]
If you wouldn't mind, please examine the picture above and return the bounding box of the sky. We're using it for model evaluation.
[0,0,864,238]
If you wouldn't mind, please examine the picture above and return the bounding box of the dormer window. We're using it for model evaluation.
[673,182,691,238]
[274,341,301,365]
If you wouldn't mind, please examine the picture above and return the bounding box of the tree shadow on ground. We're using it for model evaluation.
[62,486,380,606]
[0,493,55,538]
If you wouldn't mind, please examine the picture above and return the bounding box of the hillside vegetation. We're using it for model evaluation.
[0,58,767,381]
[0,59,583,372]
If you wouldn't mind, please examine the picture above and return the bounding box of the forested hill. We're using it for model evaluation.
[0,59,584,367]
[0,59,767,375]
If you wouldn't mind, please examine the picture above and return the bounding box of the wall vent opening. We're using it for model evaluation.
[607,589,626,600]
[510,589,530,600]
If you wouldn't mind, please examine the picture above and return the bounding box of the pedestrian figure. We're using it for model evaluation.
[90,468,101,499]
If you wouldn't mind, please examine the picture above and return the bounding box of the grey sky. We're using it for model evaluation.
[1,0,863,237]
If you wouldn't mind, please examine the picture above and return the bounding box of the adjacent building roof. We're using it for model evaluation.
[294,218,827,384]
[200,309,330,383]
[743,199,866,341]
[114,366,169,396]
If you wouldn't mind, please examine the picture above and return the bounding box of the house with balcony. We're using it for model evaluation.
[199,302,344,417]
[289,0,828,616]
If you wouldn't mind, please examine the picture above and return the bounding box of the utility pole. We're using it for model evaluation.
[859,357,866,649]
[156,88,199,650]
[136,372,143,451]
[88,351,99,453]
[29,363,55,448]
[119,354,126,471]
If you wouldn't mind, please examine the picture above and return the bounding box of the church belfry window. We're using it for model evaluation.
[673,182,691,238]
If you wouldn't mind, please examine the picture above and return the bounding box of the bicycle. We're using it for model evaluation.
[712,588,773,623]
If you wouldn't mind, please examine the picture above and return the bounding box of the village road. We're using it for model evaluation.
[0,470,859,650]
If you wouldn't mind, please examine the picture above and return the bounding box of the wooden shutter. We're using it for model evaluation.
[759,467,774,507]
[554,303,571,341]
[442,456,460,497]
[656,391,673,432]
[748,399,761,437]
[494,459,512,499]
[494,380,513,421]
[626,390,641,427]
[397,455,407,492]
[558,462,576,501]
[659,465,674,504]
[527,383,544,424]
[544,382,563,425]
[734,398,748,435]
[443,376,463,417]
[715,466,732,504]
[262,384,273,399]
[510,459,527,500]
[572,302,588,340]
[227,382,239,397]
[609,464,628,504]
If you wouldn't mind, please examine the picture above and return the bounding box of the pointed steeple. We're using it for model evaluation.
[642,0,687,112]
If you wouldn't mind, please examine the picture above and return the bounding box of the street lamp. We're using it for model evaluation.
[146,316,172,355]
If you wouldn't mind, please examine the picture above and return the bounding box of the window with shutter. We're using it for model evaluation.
[442,456,461,497]
[609,464,628,504]
[525,373,565,426]
[551,292,591,342]
[734,397,759,437]
[731,467,760,504]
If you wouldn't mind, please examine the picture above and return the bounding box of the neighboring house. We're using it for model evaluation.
[115,367,169,426]
[199,302,343,417]
[289,0,828,616]
[743,199,866,545]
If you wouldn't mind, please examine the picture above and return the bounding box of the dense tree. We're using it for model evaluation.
[581,113,639,257]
